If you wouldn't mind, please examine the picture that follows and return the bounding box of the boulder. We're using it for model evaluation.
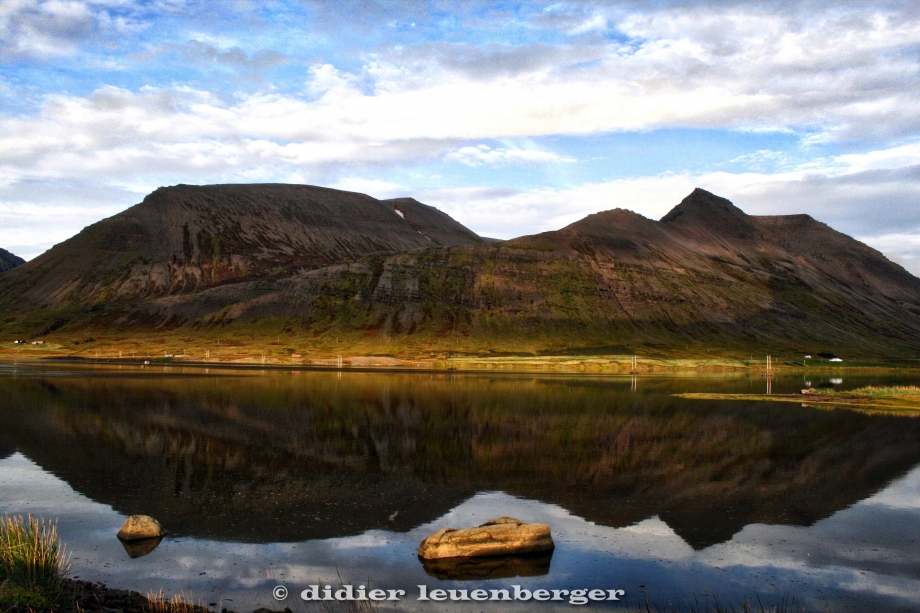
[117,515,166,541]
[417,516,554,560]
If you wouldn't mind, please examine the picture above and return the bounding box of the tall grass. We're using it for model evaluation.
[145,589,208,613]
[0,514,71,608]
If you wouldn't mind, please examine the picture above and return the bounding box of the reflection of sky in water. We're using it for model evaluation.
[2,453,920,612]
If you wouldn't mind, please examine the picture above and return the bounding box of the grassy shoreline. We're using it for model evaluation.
[2,339,918,375]
[2,352,919,377]
[676,386,920,414]
[2,314,919,374]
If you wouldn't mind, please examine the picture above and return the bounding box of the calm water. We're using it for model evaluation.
[1,362,919,612]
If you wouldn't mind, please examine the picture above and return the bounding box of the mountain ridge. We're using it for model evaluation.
[2,185,919,358]
[0,183,489,309]
[0,247,25,273]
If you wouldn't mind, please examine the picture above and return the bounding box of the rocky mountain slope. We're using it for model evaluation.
[2,186,919,356]
[116,188,920,355]
[0,247,25,273]
[0,184,489,308]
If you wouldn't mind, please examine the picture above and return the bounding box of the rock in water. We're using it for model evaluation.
[117,515,165,541]
[417,516,554,560]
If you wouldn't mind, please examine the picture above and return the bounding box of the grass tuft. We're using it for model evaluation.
[850,385,920,396]
[144,589,207,613]
[0,514,70,609]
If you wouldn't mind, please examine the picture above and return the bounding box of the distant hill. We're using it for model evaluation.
[0,248,25,273]
[2,186,919,357]
[0,184,488,308]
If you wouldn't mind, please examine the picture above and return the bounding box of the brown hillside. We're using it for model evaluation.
[0,184,488,308]
[122,188,920,355]
[2,186,919,357]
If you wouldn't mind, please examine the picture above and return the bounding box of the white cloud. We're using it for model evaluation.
[4,92,920,272]
[728,149,796,172]
[328,177,404,199]
[444,144,575,167]
[3,3,920,269]
[0,0,154,59]
[2,5,920,182]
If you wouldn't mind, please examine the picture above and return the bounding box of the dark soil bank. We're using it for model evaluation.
[0,579,246,613]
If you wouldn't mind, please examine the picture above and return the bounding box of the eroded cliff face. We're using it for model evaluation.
[1,372,918,548]
[0,184,488,308]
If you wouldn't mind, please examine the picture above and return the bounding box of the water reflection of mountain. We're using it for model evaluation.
[2,370,919,549]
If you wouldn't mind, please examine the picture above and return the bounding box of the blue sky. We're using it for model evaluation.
[2,0,920,274]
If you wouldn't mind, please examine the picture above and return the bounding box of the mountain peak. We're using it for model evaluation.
[661,188,746,223]
[0,183,486,308]
[660,188,757,240]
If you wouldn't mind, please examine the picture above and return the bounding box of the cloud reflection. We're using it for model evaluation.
[2,454,920,611]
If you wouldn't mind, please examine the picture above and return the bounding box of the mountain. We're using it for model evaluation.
[2,186,920,357]
[113,188,920,355]
[0,248,25,273]
[0,184,489,308]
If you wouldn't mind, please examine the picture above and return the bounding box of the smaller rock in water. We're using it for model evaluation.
[117,515,166,541]
[418,516,554,560]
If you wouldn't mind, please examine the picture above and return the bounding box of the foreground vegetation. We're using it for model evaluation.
[0,516,69,610]
[0,516,214,613]
[676,386,920,414]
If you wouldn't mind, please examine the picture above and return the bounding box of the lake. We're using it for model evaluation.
[1,361,919,612]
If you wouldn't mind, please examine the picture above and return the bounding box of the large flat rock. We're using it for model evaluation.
[417,517,554,560]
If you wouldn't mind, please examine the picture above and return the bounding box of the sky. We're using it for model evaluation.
[2,0,920,275]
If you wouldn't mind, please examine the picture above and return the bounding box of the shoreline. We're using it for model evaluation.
[675,390,920,414]
[1,353,918,377]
